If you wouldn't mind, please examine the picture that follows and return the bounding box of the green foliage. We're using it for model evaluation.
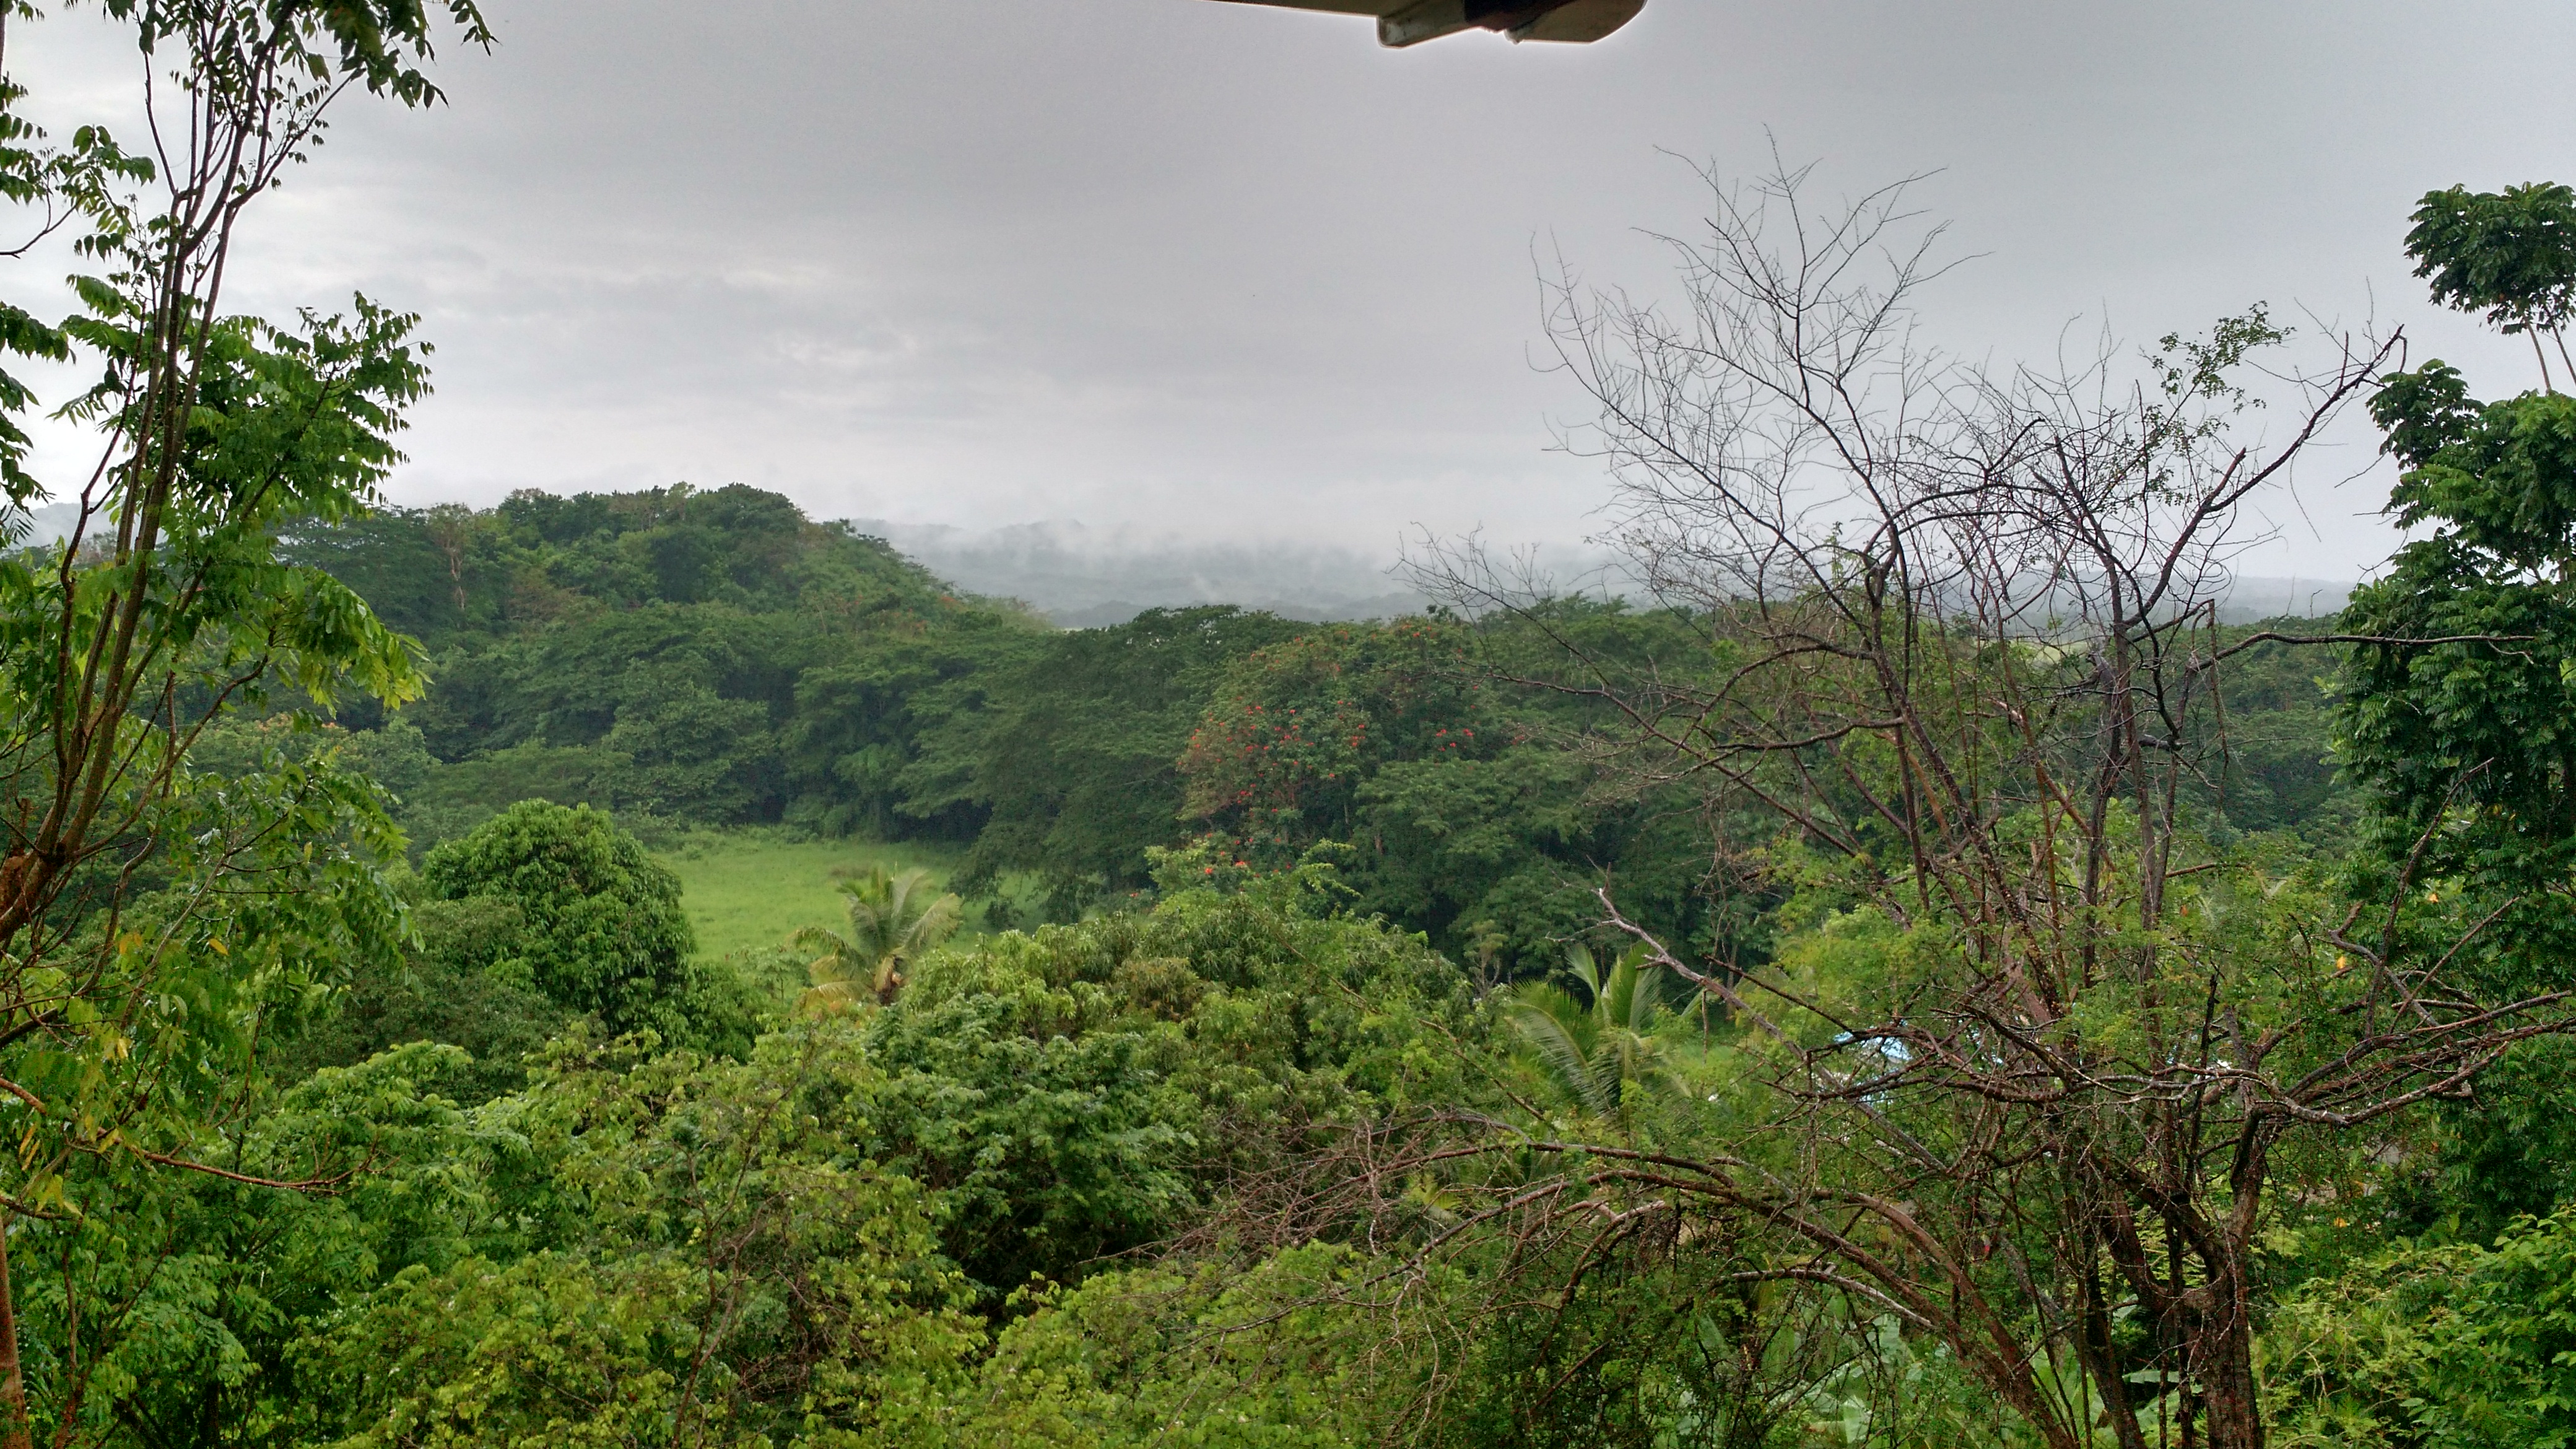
[2411,1037,2576,1243]
[0,710,416,1229]
[939,606,1304,916]
[1492,942,1676,1125]
[420,801,754,1050]
[2407,183,2576,341]
[793,864,962,1012]
[933,1246,1385,1448]
[9,1042,500,1443]
[38,876,1494,1443]
[1175,607,1723,973]
[2270,1209,2576,1448]
[2343,183,2576,1020]
[291,1026,982,1447]
[287,485,1053,842]
[858,869,1476,1296]
[279,474,1767,980]
[2200,623,2359,843]
[297,499,1739,977]
[281,887,570,1103]
[1428,1247,1834,1449]
[1180,618,1494,855]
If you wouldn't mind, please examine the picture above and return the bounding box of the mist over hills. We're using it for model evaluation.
[856,517,2353,627]
[6,499,2354,627]
[850,518,1447,626]
[2219,577,2352,619]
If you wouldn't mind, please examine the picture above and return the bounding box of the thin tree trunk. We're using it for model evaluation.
[0,1209,30,1449]
[2191,1271,2265,1449]
[2078,1258,2152,1449]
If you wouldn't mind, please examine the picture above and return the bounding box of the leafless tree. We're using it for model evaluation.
[1404,161,2570,1449]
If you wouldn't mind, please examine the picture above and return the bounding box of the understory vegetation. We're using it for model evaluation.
[4,5,2576,1447]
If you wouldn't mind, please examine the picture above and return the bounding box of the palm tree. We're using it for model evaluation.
[789,865,962,1015]
[1494,942,1674,1121]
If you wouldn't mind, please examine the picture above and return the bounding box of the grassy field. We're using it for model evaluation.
[651,829,993,962]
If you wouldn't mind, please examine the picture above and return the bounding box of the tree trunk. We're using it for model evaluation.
[2077,1263,2152,1449]
[2190,1269,2265,1449]
[0,1210,30,1449]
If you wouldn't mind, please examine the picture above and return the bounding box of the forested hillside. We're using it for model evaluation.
[289,484,2354,977]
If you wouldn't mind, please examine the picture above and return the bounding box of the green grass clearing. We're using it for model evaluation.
[652,828,1025,964]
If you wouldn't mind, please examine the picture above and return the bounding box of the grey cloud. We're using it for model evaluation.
[14,0,2576,572]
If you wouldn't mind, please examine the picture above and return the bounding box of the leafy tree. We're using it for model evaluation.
[2269,1208,2576,1448]
[10,1043,497,1445]
[1348,738,1608,968]
[420,801,752,1049]
[933,1247,1387,1449]
[2406,183,2576,390]
[289,1027,982,1447]
[2348,376,2576,938]
[938,606,1303,918]
[2339,181,2576,1234]
[2398,1037,2576,1244]
[791,864,962,1012]
[0,0,485,1435]
[1177,613,1717,972]
[1180,618,1493,859]
[281,886,569,1103]
[858,861,1476,1295]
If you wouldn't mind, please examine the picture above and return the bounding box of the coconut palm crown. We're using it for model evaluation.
[1494,942,1675,1121]
[789,865,964,1014]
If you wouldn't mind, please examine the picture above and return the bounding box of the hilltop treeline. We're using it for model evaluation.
[290,482,2353,975]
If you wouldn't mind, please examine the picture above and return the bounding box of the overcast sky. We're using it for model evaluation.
[19,1,2576,577]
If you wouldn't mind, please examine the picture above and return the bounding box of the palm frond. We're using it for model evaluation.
[1497,983,1601,1112]
[1565,944,1606,1003]
[796,977,872,1019]
[795,865,964,1006]
[1503,945,1684,1120]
